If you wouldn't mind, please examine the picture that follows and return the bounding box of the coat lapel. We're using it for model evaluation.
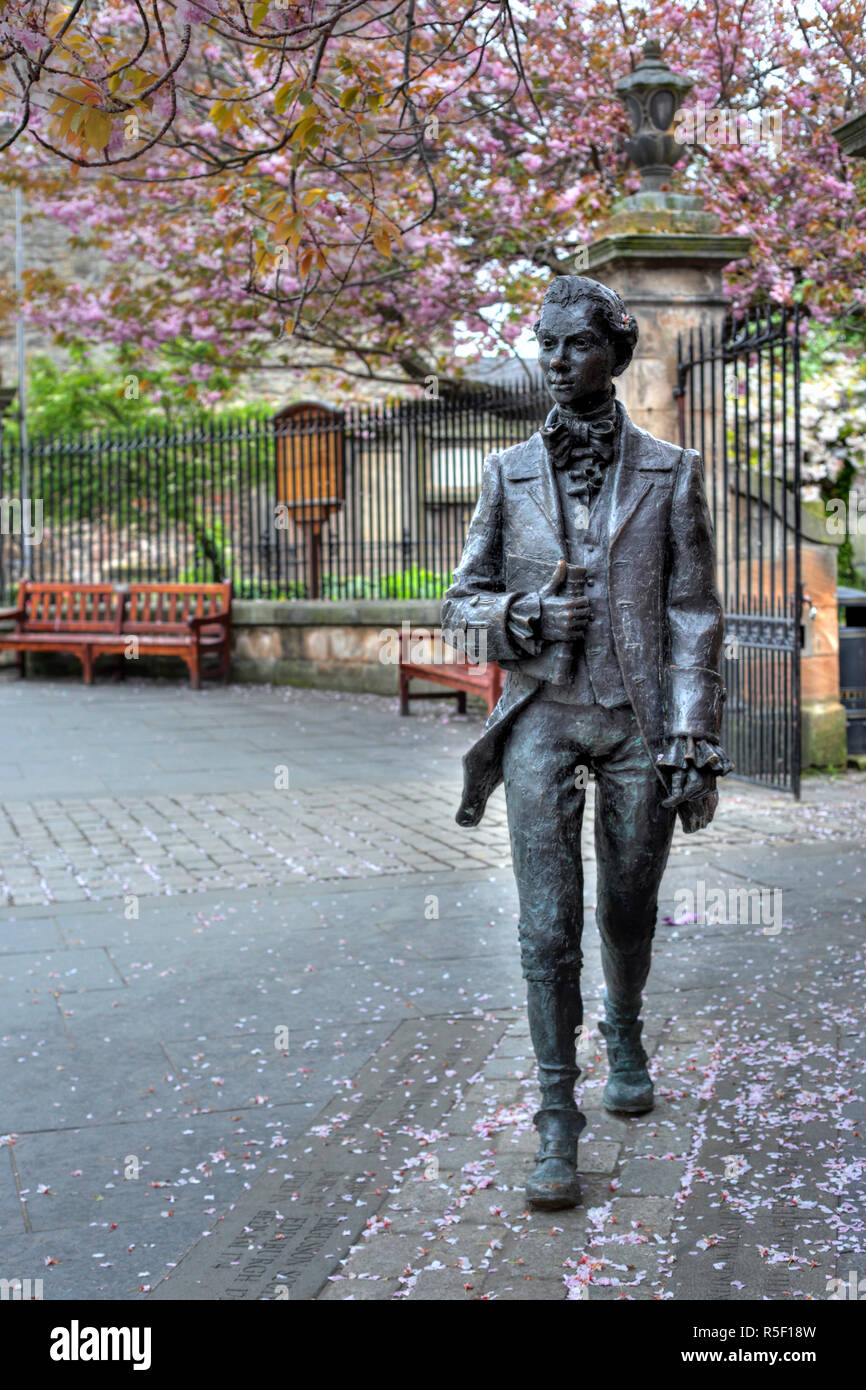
[609,403,654,548]
[505,422,566,555]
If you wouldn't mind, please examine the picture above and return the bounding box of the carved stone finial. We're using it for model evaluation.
[615,39,694,194]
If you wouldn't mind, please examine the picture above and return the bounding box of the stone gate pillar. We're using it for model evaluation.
[588,213,748,451]
[585,40,845,770]
[586,40,751,460]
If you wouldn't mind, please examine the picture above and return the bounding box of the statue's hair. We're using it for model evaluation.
[534,276,639,374]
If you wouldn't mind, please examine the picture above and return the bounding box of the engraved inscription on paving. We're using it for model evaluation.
[220,1213,345,1300]
[148,1016,508,1301]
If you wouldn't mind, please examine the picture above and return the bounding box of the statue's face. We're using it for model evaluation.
[536,301,619,411]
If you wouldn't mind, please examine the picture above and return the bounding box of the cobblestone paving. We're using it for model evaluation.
[0,783,510,904]
[318,1011,709,1302]
[2,772,865,907]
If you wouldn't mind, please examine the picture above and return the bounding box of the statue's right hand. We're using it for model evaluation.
[539,594,591,642]
[537,558,590,641]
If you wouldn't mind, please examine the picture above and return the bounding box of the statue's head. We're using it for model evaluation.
[533,276,639,412]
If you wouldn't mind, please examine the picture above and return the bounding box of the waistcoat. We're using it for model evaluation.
[538,456,630,707]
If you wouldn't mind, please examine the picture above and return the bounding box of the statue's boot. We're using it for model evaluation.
[525,979,585,1210]
[599,1014,654,1114]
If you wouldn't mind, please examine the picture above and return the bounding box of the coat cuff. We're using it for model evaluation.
[656,735,734,777]
[666,664,727,738]
[443,591,529,663]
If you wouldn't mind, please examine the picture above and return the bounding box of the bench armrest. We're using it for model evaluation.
[0,607,25,623]
[187,611,231,631]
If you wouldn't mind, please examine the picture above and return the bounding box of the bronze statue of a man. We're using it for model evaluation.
[442,276,732,1210]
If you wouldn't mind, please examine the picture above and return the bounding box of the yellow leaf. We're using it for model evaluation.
[339,86,360,110]
[372,227,391,260]
[298,247,314,278]
[251,0,269,26]
[48,8,71,36]
[58,104,81,137]
[274,212,304,247]
[60,83,96,105]
[293,116,321,151]
[299,188,325,207]
[210,101,235,132]
[261,192,287,216]
[291,113,315,145]
[86,109,112,151]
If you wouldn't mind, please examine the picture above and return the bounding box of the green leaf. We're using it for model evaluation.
[291,114,321,150]
[274,79,303,115]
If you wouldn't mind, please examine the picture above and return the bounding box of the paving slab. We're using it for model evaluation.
[147,1013,508,1299]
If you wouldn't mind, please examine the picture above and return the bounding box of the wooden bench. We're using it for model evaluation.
[398,628,503,715]
[121,582,232,689]
[0,582,126,685]
[0,580,232,689]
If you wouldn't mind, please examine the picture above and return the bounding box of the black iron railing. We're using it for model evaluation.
[0,381,549,603]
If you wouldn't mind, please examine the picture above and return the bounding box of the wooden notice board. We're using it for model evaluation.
[274,400,345,525]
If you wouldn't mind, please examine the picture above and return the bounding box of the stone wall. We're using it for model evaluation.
[0,599,453,695]
[231,598,444,694]
[0,194,92,387]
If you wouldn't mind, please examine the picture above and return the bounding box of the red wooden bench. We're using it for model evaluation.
[0,582,126,685]
[121,582,232,689]
[398,627,503,715]
[0,580,232,688]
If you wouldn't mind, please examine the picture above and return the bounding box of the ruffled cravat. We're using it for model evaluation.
[541,397,617,505]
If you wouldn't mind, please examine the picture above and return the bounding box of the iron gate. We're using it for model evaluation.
[676,306,803,796]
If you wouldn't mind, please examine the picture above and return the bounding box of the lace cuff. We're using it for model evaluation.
[506,592,541,655]
[656,736,734,777]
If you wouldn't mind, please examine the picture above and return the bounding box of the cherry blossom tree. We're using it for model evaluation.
[1,0,865,397]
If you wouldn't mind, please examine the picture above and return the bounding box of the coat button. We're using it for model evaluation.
[586,578,595,587]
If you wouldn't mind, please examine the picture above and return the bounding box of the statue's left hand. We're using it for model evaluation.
[662,764,714,808]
